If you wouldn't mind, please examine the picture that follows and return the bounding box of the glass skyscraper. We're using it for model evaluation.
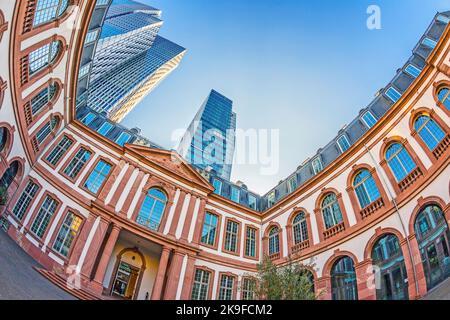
[178,90,236,180]
[81,0,186,122]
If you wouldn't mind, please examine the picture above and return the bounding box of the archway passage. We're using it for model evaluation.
[331,256,358,300]
[415,205,450,290]
[371,234,409,300]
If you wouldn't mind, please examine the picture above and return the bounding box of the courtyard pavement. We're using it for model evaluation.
[0,229,75,300]
[421,277,450,300]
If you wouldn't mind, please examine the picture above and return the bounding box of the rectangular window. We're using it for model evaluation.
[116,132,131,146]
[230,187,240,203]
[248,195,257,210]
[31,196,58,238]
[45,135,73,166]
[81,112,96,125]
[53,211,82,257]
[224,220,239,253]
[311,157,323,175]
[242,278,256,300]
[191,269,211,300]
[245,226,257,258]
[362,111,377,128]
[287,177,297,193]
[201,212,219,246]
[212,179,222,195]
[422,37,437,49]
[84,29,99,45]
[385,87,401,103]
[83,160,112,194]
[63,147,92,179]
[36,122,52,144]
[337,135,351,153]
[218,275,235,300]
[97,122,113,136]
[12,181,40,220]
[405,64,422,78]
[267,192,275,207]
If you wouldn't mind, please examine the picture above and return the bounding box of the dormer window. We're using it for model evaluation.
[422,37,437,49]
[437,14,450,24]
[385,87,401,103]
[212,178,222,195]
[287,177,297,193]
[248,194,257,210]
[405,64,422,78]
[231,186,240,203]
[267,191,276,207]
[337,135,351,153]
[311,157,323,175]
[361,110,377,128]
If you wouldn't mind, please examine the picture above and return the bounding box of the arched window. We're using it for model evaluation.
[330,256,358,300]
[371,234,408,300]
[385,143,417,182]
[36,115,60,145]
[33,0,70,27]
[321,193,343,229]
[136,188,167,231]
[268,227,280,256]
[413,115,446,151]
[353,169,381,209]
[29,41,61,76]
[0,127,7,153]
[0,160,19,190]
[293,212,308,244]
[414,205,450,290]
[30,82,58,117]
[437,87,450,110]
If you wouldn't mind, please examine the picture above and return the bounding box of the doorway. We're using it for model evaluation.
[112,261,140,299]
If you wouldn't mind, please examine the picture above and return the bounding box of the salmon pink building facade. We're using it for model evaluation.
[0,0,449,300]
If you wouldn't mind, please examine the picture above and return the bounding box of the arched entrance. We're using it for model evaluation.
[414,204,450,290]
[371,234,408,300]
[330,256,358,300]
[110,248,146,300]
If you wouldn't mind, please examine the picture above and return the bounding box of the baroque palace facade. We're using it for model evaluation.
[0,0,449,300]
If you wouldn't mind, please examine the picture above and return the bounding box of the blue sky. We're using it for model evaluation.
[122,0,449,194]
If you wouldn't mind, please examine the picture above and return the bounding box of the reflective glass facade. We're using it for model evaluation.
[178,90,236,180]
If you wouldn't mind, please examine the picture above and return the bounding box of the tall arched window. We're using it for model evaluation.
[0,160,19,190]
[36,116,59,145]
[353,169,381,209]
[385,143,417,182]
[321,193,343,229]
[414,205,450,290]
[30,82,58,117]
[371,234,408,300]
[0,127,7,153]
[331,256,358,300]
[136,188,167,231]
[29,41,61,76]
[293,212,308,244]
[33,0,70,27]
[437,87,450,110]
[413,115,446,151]
[268,227,280,256]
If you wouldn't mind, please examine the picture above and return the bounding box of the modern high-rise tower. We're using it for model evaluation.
[87,35,186,122]
[80,0,186,122]
[178,90,236,180]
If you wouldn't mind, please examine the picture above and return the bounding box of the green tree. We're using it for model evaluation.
[247,256,317,300]
[0,186,7,206]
